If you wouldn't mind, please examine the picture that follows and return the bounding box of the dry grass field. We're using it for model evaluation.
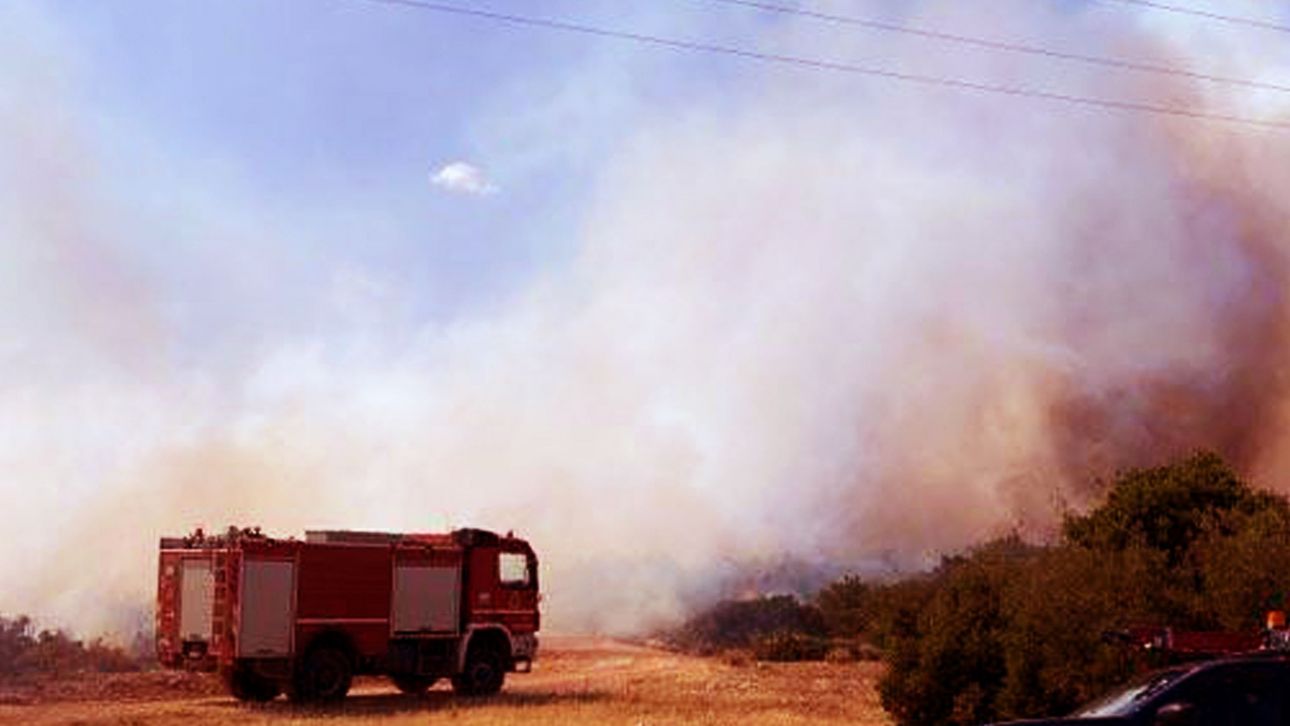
[0,636,892,725]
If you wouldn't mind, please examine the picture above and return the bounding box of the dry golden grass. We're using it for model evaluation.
[0,636,893,725]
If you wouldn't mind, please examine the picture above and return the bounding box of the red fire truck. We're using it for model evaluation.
[156,526,540,702]
[1105,610,1290,659]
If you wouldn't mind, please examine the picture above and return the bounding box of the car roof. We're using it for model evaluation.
[1202,651,1290,663]
[1173,651,1290,673]
[1116,653,1290,693]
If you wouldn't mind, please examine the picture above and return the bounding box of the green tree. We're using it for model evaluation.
[877,536,1038,726]
[995,545,1161,718]
[1062,452,1276,562]
[1192,504,1290,631]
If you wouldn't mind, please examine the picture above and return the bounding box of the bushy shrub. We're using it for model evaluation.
[877,536,1038,726]
[0,615,142,678]
[668,594,826,657]
[824,638,883,662]
[750,630,830,662]
[0,616,33,676]
[816,575,875,637]
[1190,504,1290,631]
[993,545,1161,718]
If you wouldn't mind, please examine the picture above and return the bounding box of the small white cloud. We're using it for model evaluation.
[430,161,497,196]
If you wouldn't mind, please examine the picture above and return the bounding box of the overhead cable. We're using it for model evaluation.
[352,0,1290,132]
[705,0,1290,94]
[1095,0,1290,34]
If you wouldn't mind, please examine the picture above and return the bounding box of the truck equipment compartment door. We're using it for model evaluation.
[238,559,295,657]
[392,565,460,633]
[179,558,214,642]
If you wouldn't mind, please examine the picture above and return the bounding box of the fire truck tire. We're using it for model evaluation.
[226,667,282,702]
[452,644,505,697]
[391,674,437,694]
[293,645,353,702]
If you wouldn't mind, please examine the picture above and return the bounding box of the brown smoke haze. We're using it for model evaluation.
[2,1,1290,637]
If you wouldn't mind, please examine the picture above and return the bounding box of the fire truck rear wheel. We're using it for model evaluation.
[452,644,505,697]
[294,645,353,702]
[391,674,437,694]
[226,666,282,702]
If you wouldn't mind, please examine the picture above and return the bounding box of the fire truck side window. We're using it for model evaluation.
[499,552,529,587]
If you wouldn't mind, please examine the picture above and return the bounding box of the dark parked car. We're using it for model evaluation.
[987,654,1290,725]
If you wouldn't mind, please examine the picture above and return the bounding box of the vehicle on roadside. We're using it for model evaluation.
[986,653,1290,725]
[155,526,539,702]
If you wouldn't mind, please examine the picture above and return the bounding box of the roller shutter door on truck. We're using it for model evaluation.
[179,559,214,642]
[392,565,460,633]
[238,559,295,657]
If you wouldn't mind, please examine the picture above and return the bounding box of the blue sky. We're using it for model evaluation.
[19,1,774,341]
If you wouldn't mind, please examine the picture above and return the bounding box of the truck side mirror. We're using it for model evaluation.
[1154,701,1197,726]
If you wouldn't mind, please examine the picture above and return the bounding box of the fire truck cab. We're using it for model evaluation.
[156,526,539,702]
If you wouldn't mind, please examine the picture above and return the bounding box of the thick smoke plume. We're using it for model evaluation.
[2,1,1290,636]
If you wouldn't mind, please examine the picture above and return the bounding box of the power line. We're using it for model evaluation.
[352,0,1290,132]
[1096,0,1290,35]
[704,0,1290,94]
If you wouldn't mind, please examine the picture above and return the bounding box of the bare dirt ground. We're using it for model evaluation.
[0,636,893,725]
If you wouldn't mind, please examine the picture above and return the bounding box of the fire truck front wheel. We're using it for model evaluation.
[292,645,353,702]
[452,644,505,697]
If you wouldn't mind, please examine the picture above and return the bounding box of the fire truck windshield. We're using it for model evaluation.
[1070,668,1189,717]
[499,552,531,587]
